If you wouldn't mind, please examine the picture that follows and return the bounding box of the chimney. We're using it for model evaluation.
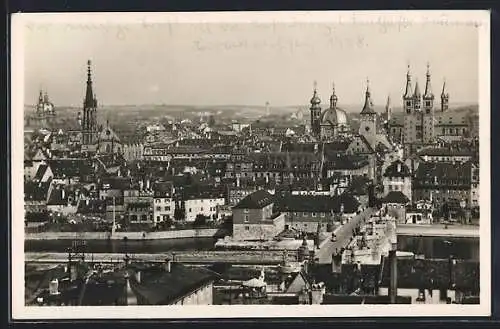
[310,282,325,304]
[331,253,342,273]
[49,278,60,295]
[164,258,172,273]
[388,249,398,304]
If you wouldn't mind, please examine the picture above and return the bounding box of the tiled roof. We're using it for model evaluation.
[47,159,94,179]
[233,190,274,209]
[325,154,370,170]
[346,176,372,196]
[80,275,126,306]
[182,184,226,200]
[274,194,360,213]
[34,164,49,181]
[77,199,107,214]
[383,160,411,178]
[417,146,473,157]
[249,152,321,171]
[100,177,132,190]
[46,186,73,206]
[413,162,471,188]
[379,257,478,293]
[24,181,51,202]
[383,191,409,204]
[128,263,217,305]
[153,182,174,198]
[324,141,352,153]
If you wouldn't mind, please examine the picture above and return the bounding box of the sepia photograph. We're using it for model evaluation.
[11,11,490,319]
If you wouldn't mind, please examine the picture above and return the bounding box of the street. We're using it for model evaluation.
[317,208,375,264]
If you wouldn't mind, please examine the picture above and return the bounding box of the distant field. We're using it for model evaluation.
[24,103,478,131]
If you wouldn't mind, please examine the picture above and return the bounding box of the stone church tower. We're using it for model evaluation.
[358,79,377,136]
[309,81,322,138]
[422,63,435,143]
[80,60,99,146]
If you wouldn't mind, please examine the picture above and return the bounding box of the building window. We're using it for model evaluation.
[244,215,249,222]
[189,208,192,213]
[165,206,170,211]
[243,209,249,213]
[245,226,250,231]
[312,213,316,217]
[156,206,161,211]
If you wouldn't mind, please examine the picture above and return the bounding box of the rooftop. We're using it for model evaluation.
[233,190,275,209]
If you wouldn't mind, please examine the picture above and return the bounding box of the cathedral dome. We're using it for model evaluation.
[320,107,348,126]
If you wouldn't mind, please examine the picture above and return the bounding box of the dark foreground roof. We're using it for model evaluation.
[129,263,217,305]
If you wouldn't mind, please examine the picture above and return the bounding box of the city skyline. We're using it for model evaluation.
[24,22,478,107]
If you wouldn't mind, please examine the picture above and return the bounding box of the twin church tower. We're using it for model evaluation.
[309,63,450,149]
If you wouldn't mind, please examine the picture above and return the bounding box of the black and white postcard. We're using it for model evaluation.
[11,11,491,319]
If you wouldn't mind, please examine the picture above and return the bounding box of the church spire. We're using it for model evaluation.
[385,94,392,121]
[361,78,375,114]
[403,64,413,98]
[84,60,96,108]
[423,62,434,99]
[441,78,449,112]
[413,79,421,98]
[441,79,449,98]
[38,89,44,103]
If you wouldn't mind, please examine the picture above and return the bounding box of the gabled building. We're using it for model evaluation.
[232,190,285,241]
[153,181,175,223]
[125,260,217,305]
[274,194,360,233]
[412,161,472,206]
[382,160,412,201]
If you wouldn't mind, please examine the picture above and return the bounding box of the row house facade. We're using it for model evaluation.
[412,161,474,207]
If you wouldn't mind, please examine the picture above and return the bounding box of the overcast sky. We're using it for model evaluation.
[24,21,479,107]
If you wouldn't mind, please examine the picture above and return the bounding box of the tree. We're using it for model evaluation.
[194,214,208,227]
[174,207,185,222]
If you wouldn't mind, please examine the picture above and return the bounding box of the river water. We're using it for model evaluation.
[25,236,479,261]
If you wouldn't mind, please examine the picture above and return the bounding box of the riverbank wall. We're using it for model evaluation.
[396,224,479,238]
[26,250,298,265]
[25,228,229,241]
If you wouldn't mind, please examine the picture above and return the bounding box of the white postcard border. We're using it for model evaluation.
[11,10,491,319]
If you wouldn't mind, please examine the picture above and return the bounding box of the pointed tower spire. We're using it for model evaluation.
[413,79,421,97]
[441,78,449,112]
[84,59,95,108]
[361,78,375,114]
[441,78,448,98]
[310,80,321,106]
[38,89,44,103]
[423,62,434,99]
[404,64,413,98]
[385,94,392,121]
[329,81,338,109]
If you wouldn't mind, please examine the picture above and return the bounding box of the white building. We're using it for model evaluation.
[184,197,225,222]
[153,182,175,223]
